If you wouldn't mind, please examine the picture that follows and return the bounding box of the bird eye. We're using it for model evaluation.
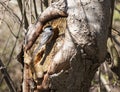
[43,26,53,31]
[49,28,52,30]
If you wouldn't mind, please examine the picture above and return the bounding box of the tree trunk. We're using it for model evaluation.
[46,0,111,91]
[23,0,112,92]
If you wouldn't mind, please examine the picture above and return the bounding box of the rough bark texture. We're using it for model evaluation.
[23,0,111,92]
[45,0,111,92]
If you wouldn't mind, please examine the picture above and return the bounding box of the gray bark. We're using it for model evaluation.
[24,0,112,92]
[46,0,111,92]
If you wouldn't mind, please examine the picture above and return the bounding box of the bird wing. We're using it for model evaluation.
[33,31,53,55]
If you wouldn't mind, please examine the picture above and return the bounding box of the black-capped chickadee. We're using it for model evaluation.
[33,25,54,54]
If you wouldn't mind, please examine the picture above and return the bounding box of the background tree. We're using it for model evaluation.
[0,0,120,92]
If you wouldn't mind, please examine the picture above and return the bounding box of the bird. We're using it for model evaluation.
[33,25,54,55]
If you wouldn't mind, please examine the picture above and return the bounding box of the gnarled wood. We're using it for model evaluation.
[23,0,112,92]
[25,0,68,51]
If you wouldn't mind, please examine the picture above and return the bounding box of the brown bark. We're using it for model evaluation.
[25,0,68,51]
[23,0,112,92]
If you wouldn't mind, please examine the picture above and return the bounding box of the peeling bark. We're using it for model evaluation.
[23,0,112,92]
[41,0,111,91]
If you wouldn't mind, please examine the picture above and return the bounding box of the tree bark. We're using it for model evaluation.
[23,0,112,92]
[45,0,110,91]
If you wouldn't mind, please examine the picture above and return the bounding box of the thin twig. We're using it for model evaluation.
[109,0,115,36]
[0,75,4,85]
[42,0,49,8]
[98,67,102,91]
[115,7,120,13]
[112,27,120,36]
[3,20,18,38]
[17,0,29,29]
[17,0,22,14]
[6,24,22,67]
[0,59,17,92]
[40,0,43,12]
[0,34,11,85]
[33,0,38,19]
[30,0,32,24]
[23,0,29,29]
[100,73,111,92]
[0,1,21,24]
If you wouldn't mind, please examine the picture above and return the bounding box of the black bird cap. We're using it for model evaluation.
[43,25,53,30]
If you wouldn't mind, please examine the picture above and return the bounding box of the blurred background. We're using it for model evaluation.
[0,0,120,92]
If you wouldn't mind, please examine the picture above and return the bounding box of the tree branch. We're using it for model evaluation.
[109,0,115,36]
[33,0,38,19]
[0,59,16,92]
[17,0,29,29]
[115,7,120,13]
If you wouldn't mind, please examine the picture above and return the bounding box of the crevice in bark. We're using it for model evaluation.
[21,0,112,92]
